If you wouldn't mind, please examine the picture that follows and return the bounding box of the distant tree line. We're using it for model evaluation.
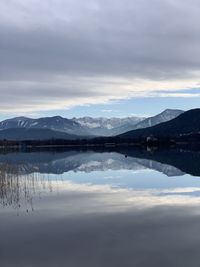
[0,135,174,149]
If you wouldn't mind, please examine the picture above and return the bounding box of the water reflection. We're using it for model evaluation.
[0,149,189,176]
[1,149,200,266]
[0,148,200,211]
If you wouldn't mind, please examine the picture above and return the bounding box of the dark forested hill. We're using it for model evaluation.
[0,128,80,141]
[118,109,200,139]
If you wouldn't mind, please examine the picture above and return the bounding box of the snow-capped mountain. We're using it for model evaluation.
[134,109,184,130]
[0,116,89,136]
[0,109,184,137]
[119,108,200,139]
[73,116,145,136]
[0,116,145,137]
[74,116,144,129]
[113,109,184,134]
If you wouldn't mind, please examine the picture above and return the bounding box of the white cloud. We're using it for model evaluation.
[0,0,200,113]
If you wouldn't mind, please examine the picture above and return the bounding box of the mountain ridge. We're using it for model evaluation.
[118,108,200,139]
[0,109,184,137]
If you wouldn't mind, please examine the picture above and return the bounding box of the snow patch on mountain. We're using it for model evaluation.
[134,109,184,130]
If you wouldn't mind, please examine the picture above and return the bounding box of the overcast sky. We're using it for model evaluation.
[1,0,200,118]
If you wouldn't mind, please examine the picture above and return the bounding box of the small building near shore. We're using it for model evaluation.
[146,135,158,143]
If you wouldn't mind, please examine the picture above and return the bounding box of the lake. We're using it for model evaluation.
[1,148,200,267]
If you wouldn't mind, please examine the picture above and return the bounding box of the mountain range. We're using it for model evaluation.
[73,116,145,136]
[110,109,184,135]
[119,108,200,139]
[0,109,183,140]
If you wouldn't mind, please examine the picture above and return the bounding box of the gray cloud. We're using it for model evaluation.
[0,0,200,113]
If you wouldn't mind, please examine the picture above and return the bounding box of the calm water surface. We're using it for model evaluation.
[1,149,200,267]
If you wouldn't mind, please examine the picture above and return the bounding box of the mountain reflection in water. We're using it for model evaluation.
[1,149,200,266]
[0,148,200,211]
[0,149,190,176]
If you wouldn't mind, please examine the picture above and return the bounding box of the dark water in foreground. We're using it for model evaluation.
[1,148,200,267]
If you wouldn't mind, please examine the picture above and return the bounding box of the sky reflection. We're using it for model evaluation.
[1,150,200,266]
